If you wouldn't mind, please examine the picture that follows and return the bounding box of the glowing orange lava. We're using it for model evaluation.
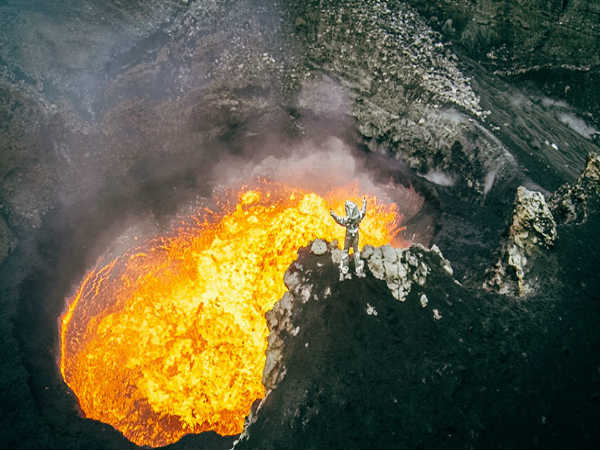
[59,181,405,447]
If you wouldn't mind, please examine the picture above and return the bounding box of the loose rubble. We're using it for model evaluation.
[361,243,454,302]
[298,0,517,194]
[310,239,328,256]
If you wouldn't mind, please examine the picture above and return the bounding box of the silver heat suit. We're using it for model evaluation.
[330,198,367,278]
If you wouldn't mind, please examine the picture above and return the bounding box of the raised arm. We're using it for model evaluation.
[330,209,347,226]
[359,196,367,221]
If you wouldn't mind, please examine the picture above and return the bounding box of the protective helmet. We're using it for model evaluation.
[344,200,360,220]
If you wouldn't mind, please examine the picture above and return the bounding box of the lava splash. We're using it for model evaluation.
[59,181,405,447]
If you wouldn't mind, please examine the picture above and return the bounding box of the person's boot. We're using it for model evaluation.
[354,252,366,278]
[339,251,351,281]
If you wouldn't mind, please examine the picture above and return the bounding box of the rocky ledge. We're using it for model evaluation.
[258,239,457,394]
[235,239,467,449]
[232,233,599,449]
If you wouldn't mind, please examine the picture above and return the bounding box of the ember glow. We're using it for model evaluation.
[59,181,406,447]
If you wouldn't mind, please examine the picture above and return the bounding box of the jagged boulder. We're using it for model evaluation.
[549,152,600,225]
[485,186,557,297]
[360,243,454,302]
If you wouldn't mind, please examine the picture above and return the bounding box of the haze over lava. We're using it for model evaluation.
[59,148,423,447]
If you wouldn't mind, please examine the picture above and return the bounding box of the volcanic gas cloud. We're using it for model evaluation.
[59,176,409,447]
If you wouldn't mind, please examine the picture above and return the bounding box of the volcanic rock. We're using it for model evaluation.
[310,239,328,256]
[239,239,458,448]
[301,0,519,195]
[361,243,454,302]
[549,152,600,225]
[1,1,600,449]
[485,186,557,297]
[234,235,600,449]
[405,0,600,122]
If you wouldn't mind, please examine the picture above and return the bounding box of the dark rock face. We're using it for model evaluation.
[406,0,600,125]
[0,216,16,264]
[407,0,600,67]
[549,152,600,224]
[236,240,600,449]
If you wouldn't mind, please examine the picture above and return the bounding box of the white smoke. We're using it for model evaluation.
[558,112,598,139]
[210,136,424,221]
[420,170,455,187]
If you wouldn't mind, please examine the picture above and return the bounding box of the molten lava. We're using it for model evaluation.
[59,181,405,447]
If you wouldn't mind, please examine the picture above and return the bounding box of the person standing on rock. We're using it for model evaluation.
[330,196,367,280]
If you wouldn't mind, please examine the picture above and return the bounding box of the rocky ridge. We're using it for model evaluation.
[238,238,457,447]
[232,230,600,449]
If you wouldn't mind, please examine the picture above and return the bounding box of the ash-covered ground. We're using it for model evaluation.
[1,0,599,449]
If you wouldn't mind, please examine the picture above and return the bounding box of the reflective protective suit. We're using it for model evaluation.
[330,197,367,279]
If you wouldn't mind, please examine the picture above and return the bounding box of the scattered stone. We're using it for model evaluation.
[381,244,397,262]
[420,294,429,308]
[331,248,343,265]
[298,284,312,304]
[366,303,378,316]
[432,309,442,320]
[283,268,302,291]
[361,244,375,260]
[431,244,454,276]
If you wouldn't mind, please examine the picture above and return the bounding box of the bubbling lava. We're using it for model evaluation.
[59,181,407,447]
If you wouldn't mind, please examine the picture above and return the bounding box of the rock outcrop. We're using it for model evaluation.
[357,243,454,302]
[237,238,457,448]
[485,186,557,297]
[233,234,600,450]
[549,152,600,225]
